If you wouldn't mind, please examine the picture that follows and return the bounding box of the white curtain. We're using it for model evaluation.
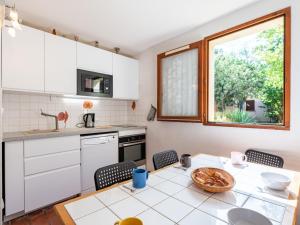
[0,2,4,28]
[161,49,198,116]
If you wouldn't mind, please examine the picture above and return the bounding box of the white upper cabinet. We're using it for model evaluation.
[113,54,139,100]
[2,24,45,92]
[1,23,140,98]
[77,42,113,75]
[45,33,77,94]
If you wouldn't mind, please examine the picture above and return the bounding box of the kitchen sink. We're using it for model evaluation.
[23,129,60,134]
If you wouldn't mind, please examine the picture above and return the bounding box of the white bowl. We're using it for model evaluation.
[261,172,291,191]
[228,208,272,225]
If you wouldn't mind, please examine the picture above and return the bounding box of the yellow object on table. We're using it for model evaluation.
[115,217,143,225]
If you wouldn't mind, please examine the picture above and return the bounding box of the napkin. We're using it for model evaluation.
[257,186,290,199]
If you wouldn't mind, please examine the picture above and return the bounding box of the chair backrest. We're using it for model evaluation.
[94,161,137,190]
[153,150,179,170]
[245,149,284,168]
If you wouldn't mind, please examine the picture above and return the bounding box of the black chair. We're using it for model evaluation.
[153,150,179,170]
[94,161,137,190]
[245,149,284,168]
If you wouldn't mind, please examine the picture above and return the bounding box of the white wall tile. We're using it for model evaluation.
[2,93,142,132]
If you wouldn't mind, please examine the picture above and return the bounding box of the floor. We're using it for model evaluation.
[6,206,63,225]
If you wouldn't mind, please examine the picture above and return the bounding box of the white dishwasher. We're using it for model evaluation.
[81,133,118,193]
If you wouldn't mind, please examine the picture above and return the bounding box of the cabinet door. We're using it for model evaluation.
[45,33,76,94]
[25,165,80,212]
[25,150,80,176]
[2,24,44,92]
[77,42,113,75]
[24,135,80,158]
[5,141,24,216]
[113,54,139,100]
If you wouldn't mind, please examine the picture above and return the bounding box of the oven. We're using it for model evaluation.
[118,133,146,167]
[77,69,113,97]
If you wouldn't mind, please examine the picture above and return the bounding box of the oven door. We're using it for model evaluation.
[77,69,113,97]
[119,141,146,166]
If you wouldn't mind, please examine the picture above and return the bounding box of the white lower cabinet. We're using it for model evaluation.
[24,150,80,176]
[25,165,80,212]
[23,136,81,212]
[4,135,81,216]
[24,135,80,158]
[4,141,24,216]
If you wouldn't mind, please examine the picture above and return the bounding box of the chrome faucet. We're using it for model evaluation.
[40,109,59,131]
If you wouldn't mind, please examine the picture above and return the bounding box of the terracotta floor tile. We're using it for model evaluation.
[47,208,63,225]
[10,217,30,225]
[6,206,63,225]
[28,209,45,219]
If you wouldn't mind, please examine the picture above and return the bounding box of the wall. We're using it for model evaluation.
[133,0,300,171]
[0,2,4,223]
[2,92,140,132]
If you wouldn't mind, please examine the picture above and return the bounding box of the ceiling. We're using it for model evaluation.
[6,0,260,56]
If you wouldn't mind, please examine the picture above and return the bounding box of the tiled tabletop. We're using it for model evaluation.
[60,154,300,225]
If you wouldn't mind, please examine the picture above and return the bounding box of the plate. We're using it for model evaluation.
[228,208,272,225]
[191,167,235,193]
[261,172,291,191]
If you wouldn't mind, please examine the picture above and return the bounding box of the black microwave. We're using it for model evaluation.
[77,69,113,97]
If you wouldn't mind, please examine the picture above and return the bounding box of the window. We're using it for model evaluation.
[157,41,202,122]
[203,8,290,130]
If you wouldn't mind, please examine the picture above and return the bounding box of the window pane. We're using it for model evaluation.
[161,49,198,116]
[208,16,284,125]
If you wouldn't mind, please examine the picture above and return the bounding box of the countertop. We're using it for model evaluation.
[3,125,147,142]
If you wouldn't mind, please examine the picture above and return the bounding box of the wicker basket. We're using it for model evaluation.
[191,167,235,193]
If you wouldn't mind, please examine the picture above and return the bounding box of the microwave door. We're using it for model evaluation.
[77,69,113,97]
[84,78,92,92]
[92,78,101,93]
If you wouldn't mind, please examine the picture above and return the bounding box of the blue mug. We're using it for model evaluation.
[133,169,148,189]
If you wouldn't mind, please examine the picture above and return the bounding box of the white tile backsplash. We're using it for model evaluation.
[2,93,144,132]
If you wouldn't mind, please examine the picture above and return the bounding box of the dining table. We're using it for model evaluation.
[55,154,300,225]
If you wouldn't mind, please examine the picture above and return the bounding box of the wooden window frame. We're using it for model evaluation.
[157,41,203,122]
[202,7,291,130]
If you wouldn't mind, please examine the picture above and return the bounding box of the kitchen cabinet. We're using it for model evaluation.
[113,53,139,100]
[2,24,44,92]
[25,165,80,212]
[4,136,81,216]
[1,23,140,99]
[45,33,77,94]
[23,135,81,212]
[4,141,24,216]
[77,42,113,75]
[24,150,80,176]
[24,135,80,158]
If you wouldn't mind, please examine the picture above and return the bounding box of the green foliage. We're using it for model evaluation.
[213,23,284,124]
[225,110,255,123]
[255,26,284,123]
[214,49,265,112]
